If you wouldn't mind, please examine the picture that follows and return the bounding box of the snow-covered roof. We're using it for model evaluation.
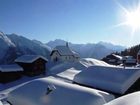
[125,56,135,60]
[105,92,140,105]
[15,55,48,63]
[49,58,113,81]
[0,101,3,105]
[0,64,23,72]
[7,77,114,105]
[80,58,113,67]
[52,46,79,57]
[112,54,123,60]
[74,66,140,94]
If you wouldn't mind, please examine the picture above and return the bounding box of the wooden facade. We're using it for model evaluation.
[16,57,47,76]
[0,71,22,83]
[0,64,23,83]
[102,54,122,65]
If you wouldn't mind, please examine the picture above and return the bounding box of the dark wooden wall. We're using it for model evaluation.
[16,58,47,76]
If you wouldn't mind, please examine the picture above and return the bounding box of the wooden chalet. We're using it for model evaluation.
[124,56,137,66]
[15,55,48,76]
[102,54,123,65]
[0,64,23,83]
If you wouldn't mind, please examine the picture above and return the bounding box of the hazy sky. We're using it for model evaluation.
[0,0,140,46]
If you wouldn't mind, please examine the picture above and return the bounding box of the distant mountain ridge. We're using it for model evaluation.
[0,31,126,64]
[47,39,125,59]
[0,32,51,64]
[0,32,16,64]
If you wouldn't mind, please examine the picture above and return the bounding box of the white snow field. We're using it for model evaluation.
[74,66,140,94]
[80,58,113,67]
[7,77,115,105]
[50,58,113,82]
[104,92,140,105]
[0,101,2,105]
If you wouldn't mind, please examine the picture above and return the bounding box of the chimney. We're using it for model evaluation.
[66,42,69,47]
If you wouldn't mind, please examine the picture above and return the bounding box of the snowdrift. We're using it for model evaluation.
[7,77,114,105]
[0,101,2,105]
[50,61,86,74]
[105,92,140,105]
[50,58,113,80]
[50,58,112,74]
[74,66,140,94]
[80,58,113,67]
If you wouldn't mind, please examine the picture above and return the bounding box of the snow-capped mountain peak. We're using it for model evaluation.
[0,32,51,64]
[47,39,125,59]
[0,31,15,47]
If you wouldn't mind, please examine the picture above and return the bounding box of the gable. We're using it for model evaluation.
[51,46,79,57]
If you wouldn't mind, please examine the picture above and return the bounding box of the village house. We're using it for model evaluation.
[124,56,137,66]
[137,50,140,64]
[0,64,23,83]
[102,54,123,65]
[15,55,48,76]
[103,54,136,66]
[50,42,80,62]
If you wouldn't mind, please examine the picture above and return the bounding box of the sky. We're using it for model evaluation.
[0,0,140,47]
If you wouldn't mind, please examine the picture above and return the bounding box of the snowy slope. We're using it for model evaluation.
[50,58,113,82]
[80,58,113,67]
[0,32,16,64]
[0,101,2,105]
[105,92,140,105]
[0,32,51,64]
[32,40,51,51]
[98,41,125,51]
[74,66,140,94]
[7,77,115,105]
[7,34,51,59]
[47,39,125,59]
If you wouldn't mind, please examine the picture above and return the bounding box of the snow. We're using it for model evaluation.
[112,54,123,60]
[49,58,114,82]
[80,58,113,67]
[52,46,79,57]
[74,66,140,94]
[0,32,15,47]
[47,39,125,59]
[50,61,86,74]
[0,101,3,105]
[49,61,87,82]
[0,84,5,91]
[105,92,140,105]
[0,76,43,92]
[1,57,140,105]
[15,55,48,63]
[0,64,23,72]
[56,68,81,81]
[7,34,51,60]
[7,77,115,105]
[0,32,16,64]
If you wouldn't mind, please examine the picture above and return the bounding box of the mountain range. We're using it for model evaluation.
[0,31,125,64]
[47,39,125,59]
[0,32,50,64]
